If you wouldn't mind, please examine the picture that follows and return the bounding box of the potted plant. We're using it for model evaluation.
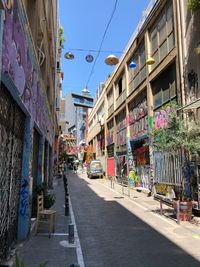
[36,183,56,209]
[43,192,56,209]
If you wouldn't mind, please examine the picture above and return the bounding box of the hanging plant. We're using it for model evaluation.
[188,0,200,11]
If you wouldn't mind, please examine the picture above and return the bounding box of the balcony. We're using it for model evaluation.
[73,97,93,108]
[108,104,114,117]
[116,90,126,109]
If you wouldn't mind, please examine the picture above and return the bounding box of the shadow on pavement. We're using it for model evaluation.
[67,171,200,267]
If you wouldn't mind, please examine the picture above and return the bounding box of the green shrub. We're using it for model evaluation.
[188,0,200,11]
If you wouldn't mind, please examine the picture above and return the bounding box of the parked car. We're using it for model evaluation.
[87,160,103,179]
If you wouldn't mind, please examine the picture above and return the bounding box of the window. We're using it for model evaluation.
[152,64,176,109]
[158,15,166,45]
[129,42,146,93]
[118,78,123,96]
[107,90,113,108]
[150,1,174,67]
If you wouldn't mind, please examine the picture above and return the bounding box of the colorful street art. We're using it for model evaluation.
[107,129,114,145]
[153,106,174,129]
[129,96,148,138]
[2,1,52,143]
[107,120,114,145]
[1,1,54,241]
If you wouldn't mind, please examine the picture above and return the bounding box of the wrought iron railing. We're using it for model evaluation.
[0,85,25,260]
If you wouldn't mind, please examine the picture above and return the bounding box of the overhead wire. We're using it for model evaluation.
[85,0,118,88]
[68,48,124,54]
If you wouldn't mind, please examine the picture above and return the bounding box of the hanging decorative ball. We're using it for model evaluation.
[146,57,155,65]
[129,61,137,68]
[105,54,119,66]
[85,54,94,63]
[64,52,75,60]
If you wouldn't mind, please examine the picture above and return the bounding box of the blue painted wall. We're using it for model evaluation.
[18,117,31,240]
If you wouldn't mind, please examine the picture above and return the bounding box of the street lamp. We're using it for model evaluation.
[64,52,75,60]
[105,54,119,66]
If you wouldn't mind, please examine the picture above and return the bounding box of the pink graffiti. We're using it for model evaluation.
[154,106,173,129]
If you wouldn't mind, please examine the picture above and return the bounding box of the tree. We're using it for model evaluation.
[152,113,200,155]
[152,112,200,200]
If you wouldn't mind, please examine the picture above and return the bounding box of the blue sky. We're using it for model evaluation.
[59,0,149,97]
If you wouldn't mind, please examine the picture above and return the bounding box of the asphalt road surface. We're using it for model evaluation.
[68,172,200,267]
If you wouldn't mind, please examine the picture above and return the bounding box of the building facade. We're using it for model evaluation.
[61,91,93,145]
[0,0,58,262]
[88,0,192,195]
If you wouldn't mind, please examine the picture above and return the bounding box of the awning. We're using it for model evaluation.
[180,98,200,111]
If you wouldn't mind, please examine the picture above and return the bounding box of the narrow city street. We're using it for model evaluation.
[68,171,200,267]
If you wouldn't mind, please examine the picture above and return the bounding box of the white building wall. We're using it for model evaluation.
[64,93,76,133]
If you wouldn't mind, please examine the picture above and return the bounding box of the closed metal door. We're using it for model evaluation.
[0,84,25,260]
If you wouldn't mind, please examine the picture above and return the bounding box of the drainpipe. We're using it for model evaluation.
[176,0,186,107]
[0,9,4,82]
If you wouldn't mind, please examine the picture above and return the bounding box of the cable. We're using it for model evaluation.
[85,0,118,88]
[68,48,124,54]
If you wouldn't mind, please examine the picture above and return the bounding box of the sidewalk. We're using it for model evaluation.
[17,175,79,267]
[96,176,200,229]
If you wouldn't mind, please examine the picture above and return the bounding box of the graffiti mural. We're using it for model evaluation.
[2,1,52,143]
[116,110,126,147]
[129,95,148,138]
[127,139,134,170]
[19,178,29,220]
[154,106,174,129]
